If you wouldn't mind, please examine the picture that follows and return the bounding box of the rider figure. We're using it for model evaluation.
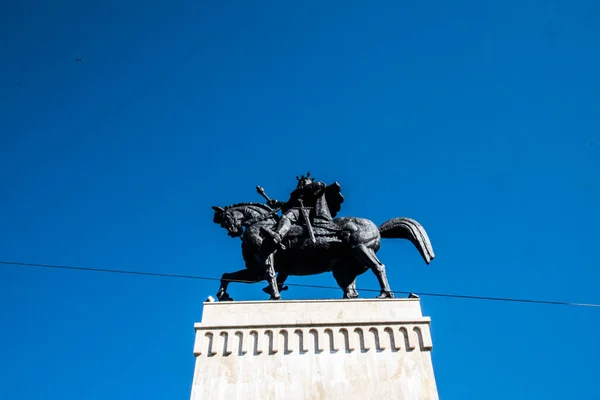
[263,172,333,248]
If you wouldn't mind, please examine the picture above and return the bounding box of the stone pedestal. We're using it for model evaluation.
[189,298,438,400]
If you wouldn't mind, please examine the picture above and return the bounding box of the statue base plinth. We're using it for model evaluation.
[189,298,439,400]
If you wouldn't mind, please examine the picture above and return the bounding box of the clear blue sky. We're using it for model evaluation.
[1,1,599,399]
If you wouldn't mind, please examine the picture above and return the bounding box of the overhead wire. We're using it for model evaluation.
[1,260,598,308]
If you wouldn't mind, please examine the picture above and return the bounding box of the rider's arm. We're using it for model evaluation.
[268,189,299,208]
[267,199,286,208]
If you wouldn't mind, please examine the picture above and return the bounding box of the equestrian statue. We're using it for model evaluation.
[212,172,435,301]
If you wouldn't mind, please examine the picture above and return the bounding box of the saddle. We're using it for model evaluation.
[287,222,339,238]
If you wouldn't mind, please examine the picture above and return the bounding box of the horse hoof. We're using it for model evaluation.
[217,292,234,301]
[376,291,394,299]
[263,285,288,295]
[270,295,281,300]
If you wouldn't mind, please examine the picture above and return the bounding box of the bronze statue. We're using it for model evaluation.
[212,172,434,301]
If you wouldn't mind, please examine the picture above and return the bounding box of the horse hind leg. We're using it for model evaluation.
[345,279,359,299]
[353,244,394,299]
[333,269,359,299]
[217,269,262,301]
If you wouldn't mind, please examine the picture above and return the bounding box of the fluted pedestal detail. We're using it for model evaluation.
[190,298,438,400]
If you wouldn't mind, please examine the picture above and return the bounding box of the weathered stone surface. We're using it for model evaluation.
[189,298,438,400]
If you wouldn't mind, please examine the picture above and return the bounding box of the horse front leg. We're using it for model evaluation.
[256,245,282,300]
[264,254,281,300]
[262,272,289,296]
[217,269,261,301]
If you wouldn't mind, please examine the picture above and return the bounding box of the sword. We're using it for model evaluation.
[298,199,316,244]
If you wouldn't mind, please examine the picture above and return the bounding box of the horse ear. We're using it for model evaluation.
[212,206,224,212]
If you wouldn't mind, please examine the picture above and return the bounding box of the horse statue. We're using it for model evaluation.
[212,201,435,301]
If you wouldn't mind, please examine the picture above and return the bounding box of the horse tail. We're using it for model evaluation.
[378,218,435,264]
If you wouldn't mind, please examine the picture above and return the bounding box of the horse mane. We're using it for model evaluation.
[214,202,276,225]
[224,202,273,213]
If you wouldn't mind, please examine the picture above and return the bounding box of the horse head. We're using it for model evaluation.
[212,206,244,237]
[212,203,275,238]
